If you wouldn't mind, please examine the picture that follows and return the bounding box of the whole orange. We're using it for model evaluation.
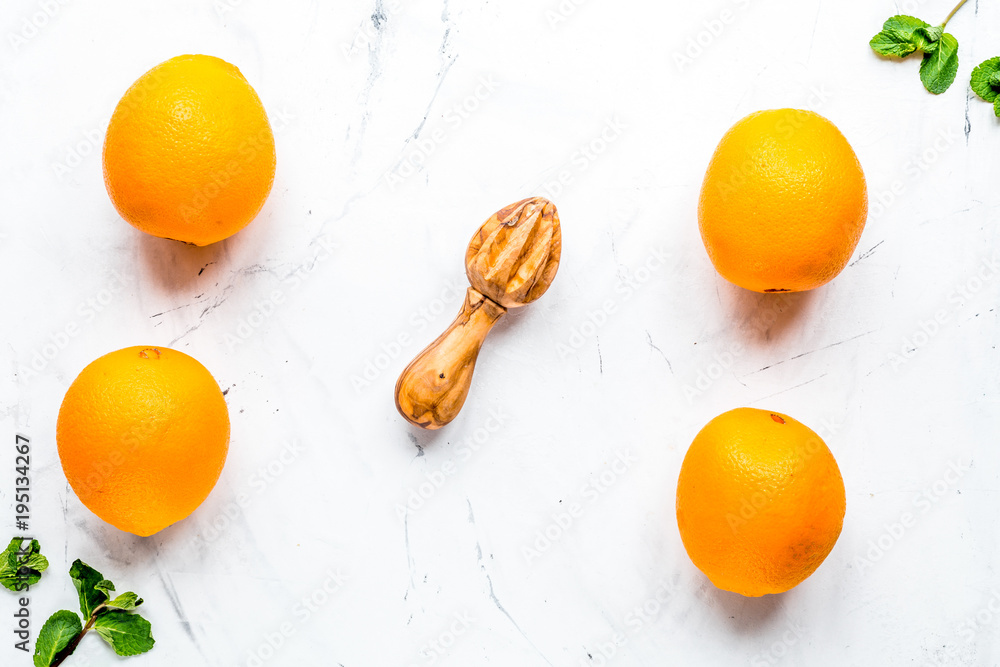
[698,109,868,293]
[56,346,230,537]
[103,54,276,246]
[675,408,845,597]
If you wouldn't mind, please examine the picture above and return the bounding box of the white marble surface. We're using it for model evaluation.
[2,0,1000,665]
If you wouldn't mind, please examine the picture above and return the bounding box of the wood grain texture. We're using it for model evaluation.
[394,287,506,429]
[395,197,562,429]
[466,197,561,308]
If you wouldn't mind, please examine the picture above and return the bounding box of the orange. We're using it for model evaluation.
[698,109,868,293]
[103,54,276,246]
[56,346,230,537]
[675,408,845,597]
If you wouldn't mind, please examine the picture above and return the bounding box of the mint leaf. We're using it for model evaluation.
[920,32,959,93]
[93,611,155,656]
[883,15,929,37]
[870,15,929,57]
[971,57,1000,102]
[106,591,142,611]
[33,610,81,667]
[95,580,115,596]
[870,32,918,58]
[913,25,943,53]
[994,97,1000,118]
[69,560,109,619]
[0,538,48,591]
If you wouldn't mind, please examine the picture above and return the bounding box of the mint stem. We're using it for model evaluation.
[50,605,105,667]
[942,0,968,28]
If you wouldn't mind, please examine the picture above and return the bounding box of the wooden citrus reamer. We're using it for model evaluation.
[394,197,562,430]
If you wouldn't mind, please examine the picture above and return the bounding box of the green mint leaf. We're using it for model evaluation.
[33,610,81,667]
[920,32,959,94]
[870,31,918,57]
[883,15,929,36]
[994,96,1000,117]
[93,610,155,657]
[870,15,928,57]
[913,25,943,53]
[106,591,143,611]
[971,57,1000,102]
[0,538,48,591]
[95,579,116,596]
[69,560,109,619]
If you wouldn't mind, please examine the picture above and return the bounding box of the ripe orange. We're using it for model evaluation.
[698,109,868,293]
[56,346,230,537]
[103,54,276,246]
[675,408,845,597]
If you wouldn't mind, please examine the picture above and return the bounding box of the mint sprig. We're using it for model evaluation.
[33,560,154,667]
[971,57,1000,116]
[0,538,48,591]
[870,0,967,94]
